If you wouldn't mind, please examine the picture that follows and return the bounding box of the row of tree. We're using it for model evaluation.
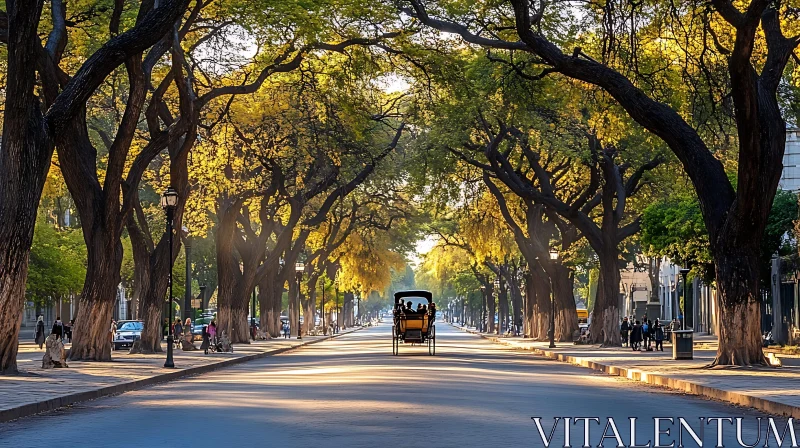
[0,0,798,372]
[402,0,799,367]
[0,0,418,373]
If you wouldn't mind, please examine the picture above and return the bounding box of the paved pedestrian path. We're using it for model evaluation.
[453,323,800,418]
[1,329,360,422]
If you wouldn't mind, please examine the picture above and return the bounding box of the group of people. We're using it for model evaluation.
[395,301,434,315]
[34,316,72,349]
[171,318,194,344]
[620,316,666,352]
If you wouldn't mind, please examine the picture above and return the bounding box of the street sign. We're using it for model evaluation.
[191,299,201,308]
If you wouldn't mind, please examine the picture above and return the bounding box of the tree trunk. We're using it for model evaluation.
[487,286,496,334]
[229,306,249,343]
[552,264,578,341]
[711,249,767,365]
[343,292,354,327]
[509,269,523,334]
[288,275,299,337]
[304,286,317,334]
[0,0,53,374]
[529,264,551,340]
[131,298,164,353]
[258,270,282,338]
[523,271,535,337]
[588,251,622,346]
[498,282,509,334]
[648,257,662,304]
[69,230,124,361]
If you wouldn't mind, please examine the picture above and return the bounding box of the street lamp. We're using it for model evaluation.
[160,187,179,368]
[295,262,304,339]
[549,249,559,348]
[680,268,690,330]
[183,226,191,321]
[251,287,256,340]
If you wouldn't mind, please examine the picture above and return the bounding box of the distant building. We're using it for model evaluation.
[778,128,800,192]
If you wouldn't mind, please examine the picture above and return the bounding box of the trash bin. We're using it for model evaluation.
[672,330,693,360]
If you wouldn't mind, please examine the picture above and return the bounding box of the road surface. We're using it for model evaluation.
[0,323,780,447]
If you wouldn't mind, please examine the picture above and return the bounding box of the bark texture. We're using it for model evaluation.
[0,0,50,375]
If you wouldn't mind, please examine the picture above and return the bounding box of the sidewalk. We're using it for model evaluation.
[453,323,800,418]
[1,328,360,423]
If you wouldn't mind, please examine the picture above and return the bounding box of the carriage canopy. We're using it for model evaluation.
[394,290,433,305]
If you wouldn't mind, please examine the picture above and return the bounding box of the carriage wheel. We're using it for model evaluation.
[428,325,436,355]
[392,326,399,356]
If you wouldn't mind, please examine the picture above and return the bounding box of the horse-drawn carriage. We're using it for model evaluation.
[392,290,436,355]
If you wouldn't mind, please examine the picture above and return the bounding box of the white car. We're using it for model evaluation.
[113,320,143,350]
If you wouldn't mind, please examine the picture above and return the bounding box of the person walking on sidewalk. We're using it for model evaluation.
[630,320,642,351]
[653,319,665,351]
[172,318,182,349]
[620,317,631,347]
[65,319,73,343]
[35,316,46,349]
[109,319,117,350]
[51,317,64,340]
[208,320,217,346]
[642,319,650,350]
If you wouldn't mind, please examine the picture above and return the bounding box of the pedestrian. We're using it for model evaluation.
[174,318,183,344]
[35,316,46,349]
[183,317,193,341]
[109,319,117,349]
[200,325,210,354]
[653,319,665,351]
[620,317,631,347]
[642,319,651,351]
[66,319,74,343]
[630,320,642,351]
[282,321,290,339]
[51,317,64,340]
[208,320,217,346]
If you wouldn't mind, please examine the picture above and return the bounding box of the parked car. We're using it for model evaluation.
[113,320,143,350]
[192,317,213,341]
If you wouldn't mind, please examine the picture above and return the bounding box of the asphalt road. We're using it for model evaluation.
[0,322,784,448]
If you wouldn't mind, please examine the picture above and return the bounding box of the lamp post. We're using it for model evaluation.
[549,250,559,348]
[680,268,690,330]
[183,226,191,321]
[251,287,256,340]
[160,187,179,368]
[295,262,304,339]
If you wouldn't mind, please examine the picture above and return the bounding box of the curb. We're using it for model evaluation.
[453,324,800,419]
[1,327,363,423]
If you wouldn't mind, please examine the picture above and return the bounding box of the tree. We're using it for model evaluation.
[402,0,800,365]
[0,0,191,372]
